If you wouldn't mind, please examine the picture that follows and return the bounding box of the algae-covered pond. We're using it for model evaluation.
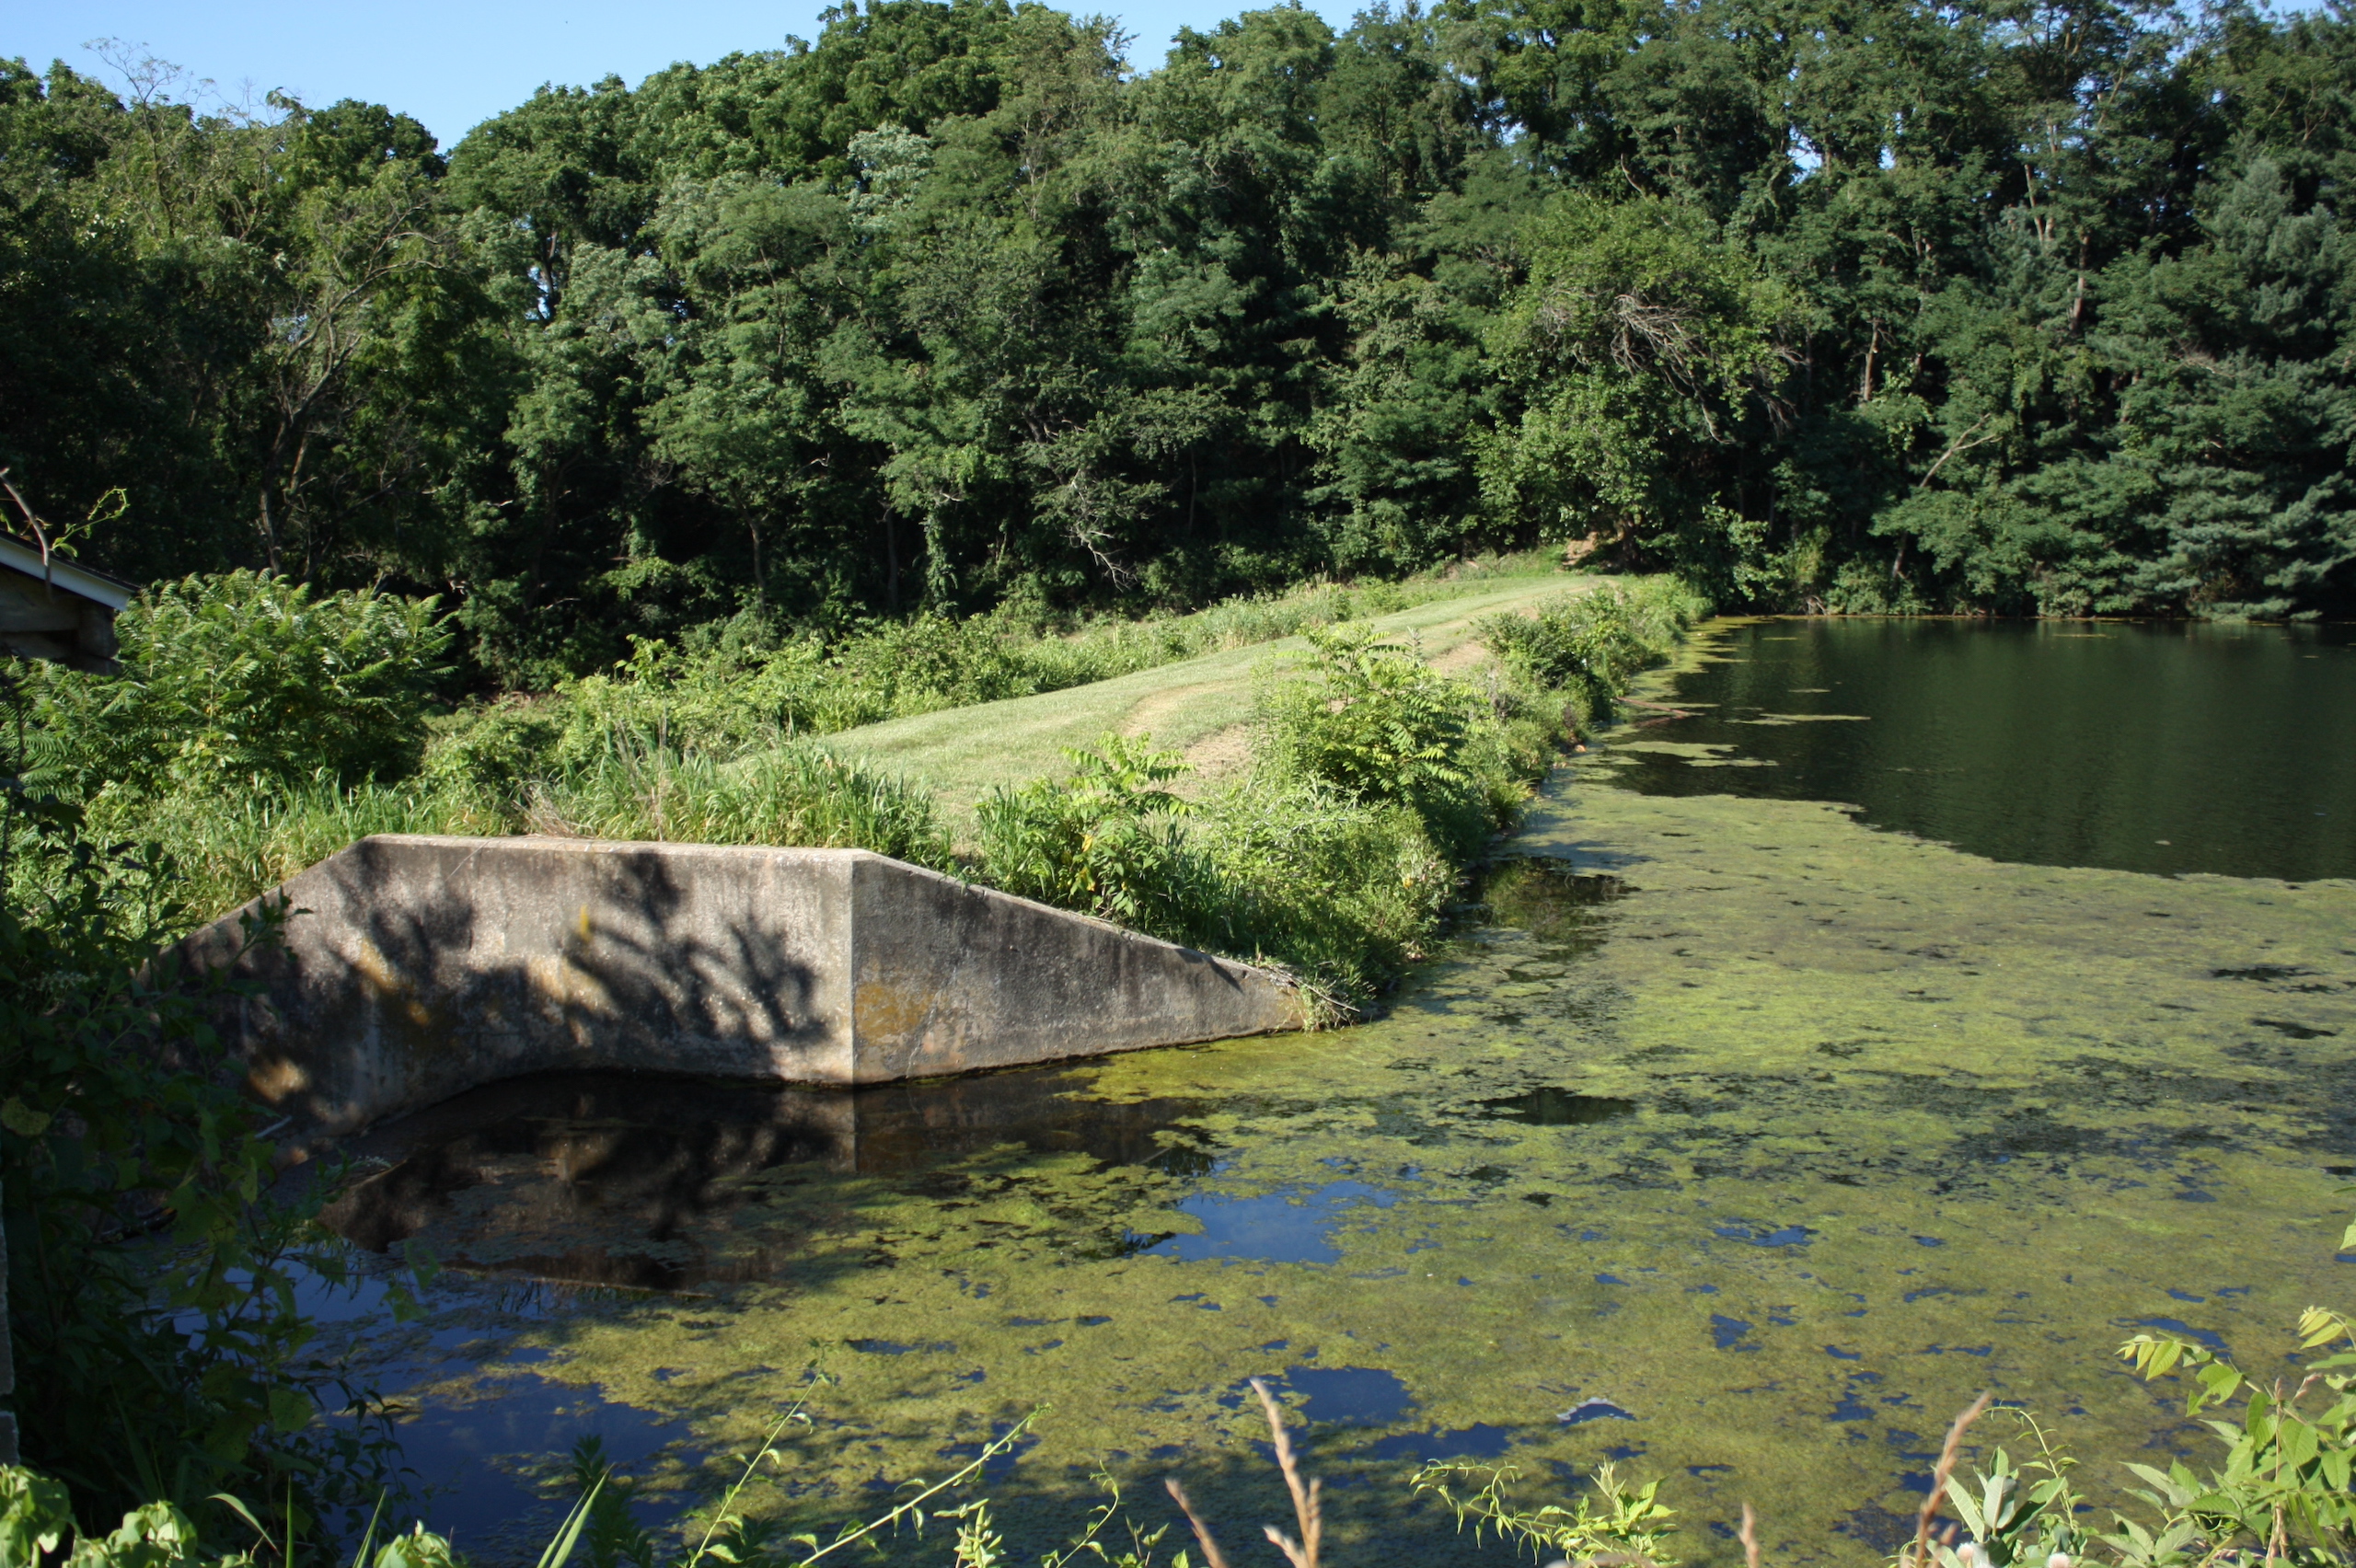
[315,618,2356,1564]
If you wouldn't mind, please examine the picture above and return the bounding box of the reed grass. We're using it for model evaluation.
[525,743,953,870]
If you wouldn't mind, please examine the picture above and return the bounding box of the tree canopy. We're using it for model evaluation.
[4,0,2351,682]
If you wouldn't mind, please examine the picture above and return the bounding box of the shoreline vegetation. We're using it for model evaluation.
[13,559,1702,1015]
[7,570,2356,1566]
[0,560,1694,1546]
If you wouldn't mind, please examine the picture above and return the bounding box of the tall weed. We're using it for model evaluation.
[974,736,1214,931]
[114,776,508,921]
[1476,578,1707,726]
[1254,627,1492,862]
[1190,782,1451,1005]
[527,743,953,871]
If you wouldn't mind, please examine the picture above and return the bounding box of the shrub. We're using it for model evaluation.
[976,739,1451,1017]
[415,698,569,798]
[1476,579,1707,727]
[975,735,1215,932]
[974,582,1707,1014]
[1255,626,1494,860]
[1,665,409,1533]
[27,571,455,805]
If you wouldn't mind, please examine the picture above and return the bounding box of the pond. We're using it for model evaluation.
[308,617,2356,1565]
[1609,617,2356,882]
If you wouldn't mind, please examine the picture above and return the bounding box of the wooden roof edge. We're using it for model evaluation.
[0,536,136,611]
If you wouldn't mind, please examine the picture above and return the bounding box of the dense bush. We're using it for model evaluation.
[0,666,407,1536]
[1478,580,1703,721]
[1254,626,1492,862]
[1189,782,1454,1006]
[975,736,1213,932]
[976,737,1458,1015]
[971,580,1701,1010]
[25,572,454,806]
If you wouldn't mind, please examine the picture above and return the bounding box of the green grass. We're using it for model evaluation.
[819,571,1606,823]
[23,566,1640,995]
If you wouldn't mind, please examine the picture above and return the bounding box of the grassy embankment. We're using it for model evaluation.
[18,565,1540,915]
[821,571,1597,824]
[17,561,1701,1012]
[824,571,1700,1010]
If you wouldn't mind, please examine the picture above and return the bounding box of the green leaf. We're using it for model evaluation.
[536,1478,605,1568]
[2277,1416,2321,1471]
[0,1097,52,1137]
[268,1386,316,1435]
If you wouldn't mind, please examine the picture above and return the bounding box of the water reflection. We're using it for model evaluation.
[324,1069,1208,1289]
[1149,1181,1401,1265]
[395,1372,693,1553]
[1479,1088,1639,1125]
[1609,617,2356,881]
[1477,858,1635,951]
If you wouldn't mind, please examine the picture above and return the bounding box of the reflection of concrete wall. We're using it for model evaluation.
[175,836,1301,1147]
[2,1176,16,1465]
[317,1067,1216,1289]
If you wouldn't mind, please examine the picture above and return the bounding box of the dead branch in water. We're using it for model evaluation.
[1910,1392,1994,1568]
[1165,1378,1326,1568]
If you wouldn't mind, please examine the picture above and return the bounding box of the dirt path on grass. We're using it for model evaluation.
[1119,681,1229,743]
[823,572,1601,824]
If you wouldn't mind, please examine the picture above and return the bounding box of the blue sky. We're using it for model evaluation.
[13,0,2327,152]
[9,0,1358,151]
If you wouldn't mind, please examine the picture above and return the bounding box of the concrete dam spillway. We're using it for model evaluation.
[174,835,1305,1148]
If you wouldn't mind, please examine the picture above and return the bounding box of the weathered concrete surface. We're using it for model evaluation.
[176,836,1302,1146]
[1,1175,15,1465]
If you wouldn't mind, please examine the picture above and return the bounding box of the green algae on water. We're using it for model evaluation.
[319,638,2356,1567]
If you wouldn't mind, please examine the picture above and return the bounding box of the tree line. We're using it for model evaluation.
[3,0,2350,684]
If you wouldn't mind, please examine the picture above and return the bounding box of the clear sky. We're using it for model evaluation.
[7,0,1358,152]
[12,0,2329,153]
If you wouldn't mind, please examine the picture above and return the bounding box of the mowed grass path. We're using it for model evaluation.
[823,571,1600,818]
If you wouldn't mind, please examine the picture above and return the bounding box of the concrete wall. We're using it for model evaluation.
[175,836,1302,1147]
[1,1177,15,1466]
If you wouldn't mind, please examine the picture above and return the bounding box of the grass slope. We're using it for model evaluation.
[825,571,1600,818]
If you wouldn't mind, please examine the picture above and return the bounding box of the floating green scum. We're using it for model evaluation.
[312,626,2356,1568]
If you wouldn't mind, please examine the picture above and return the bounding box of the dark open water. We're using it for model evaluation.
[1618,618,2356,882]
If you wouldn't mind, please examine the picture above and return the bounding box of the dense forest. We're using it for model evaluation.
[3,0,2352,682]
